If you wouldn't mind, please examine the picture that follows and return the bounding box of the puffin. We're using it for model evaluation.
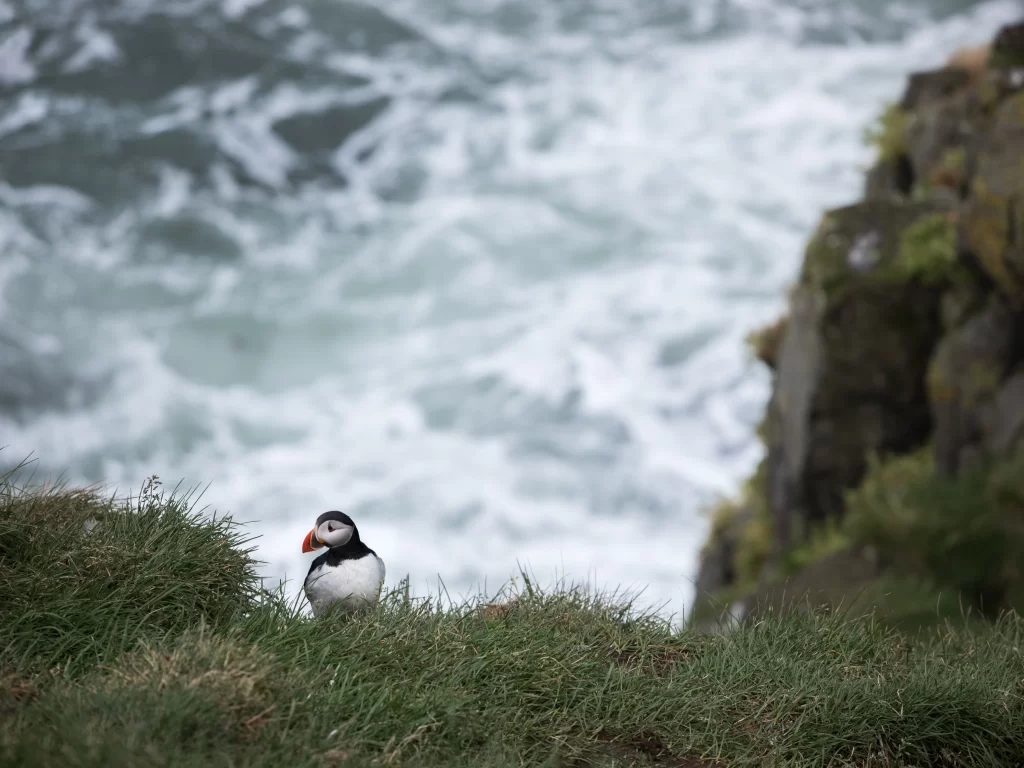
[301,511,386,617]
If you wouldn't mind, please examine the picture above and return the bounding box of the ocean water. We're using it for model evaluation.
[1,0,1020,618]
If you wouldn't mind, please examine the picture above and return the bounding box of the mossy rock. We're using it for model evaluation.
[696,25,1024,628]
[989,21,1024,70]
[895,210,964,282]
[979,369,1024,457]
[961,92,1024,302]
[927,147,967,191]
[766,201,950,553]
[865,65,987,202]
[864,156,914,201]
[902,71,978,197]
[800,202,962,299]
[746,314,788,370]
[843,439,1024,616]
[735,434,1024,632]
[987,437,1024,613]
[899,67,972,111]
[863,104,914,200]
[939,270,988,332]
[693,461,771,604]
[691,500,751,618]
[864,103,910,164]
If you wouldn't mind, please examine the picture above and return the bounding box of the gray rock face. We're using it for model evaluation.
[981,370,1024,457]
[905,93,970,190]
[864,155,914,200]
[765,288,822,553]
[928,298,1022,475]
[900,67,972,111]
[961,92,1024,302]
[864,66,978,203]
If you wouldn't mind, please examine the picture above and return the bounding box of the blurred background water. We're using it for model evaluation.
[1,0,1020,617]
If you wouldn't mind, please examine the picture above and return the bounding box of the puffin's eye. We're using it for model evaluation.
[327,523,336,531]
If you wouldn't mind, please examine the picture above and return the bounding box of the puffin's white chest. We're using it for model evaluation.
[304,554,385,617]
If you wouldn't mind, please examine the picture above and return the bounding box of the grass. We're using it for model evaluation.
[845,443,1024,616]
[3,472,1024,767]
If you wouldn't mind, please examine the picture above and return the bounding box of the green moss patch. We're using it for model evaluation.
[893,211,963,284]
[864,103,910,163]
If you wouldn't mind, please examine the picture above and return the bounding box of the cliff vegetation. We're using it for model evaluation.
[693,21,1024,635]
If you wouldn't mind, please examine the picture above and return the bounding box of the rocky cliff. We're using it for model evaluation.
[693,20,1024,631]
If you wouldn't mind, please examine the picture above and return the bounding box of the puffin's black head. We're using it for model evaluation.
[301,510,360,553]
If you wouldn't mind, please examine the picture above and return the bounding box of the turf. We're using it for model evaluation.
[2,473,1023,767]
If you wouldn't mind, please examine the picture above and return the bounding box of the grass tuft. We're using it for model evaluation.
[0,472,263,676]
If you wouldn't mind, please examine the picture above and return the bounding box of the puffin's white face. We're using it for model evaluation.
[302,512,356,552]
[316,518,354,548]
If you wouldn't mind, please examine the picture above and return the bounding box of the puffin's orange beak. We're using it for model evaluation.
[302,528,323,553]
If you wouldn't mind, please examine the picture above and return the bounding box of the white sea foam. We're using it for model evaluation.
[1,0,1020,622]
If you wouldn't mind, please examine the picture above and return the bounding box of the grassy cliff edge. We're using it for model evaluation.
[2,474,1024,767]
